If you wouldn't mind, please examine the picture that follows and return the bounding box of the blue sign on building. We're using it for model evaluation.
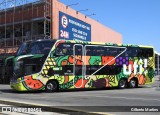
[59,11,91,41]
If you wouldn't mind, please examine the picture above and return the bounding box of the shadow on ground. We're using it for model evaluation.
[0,85,147,94]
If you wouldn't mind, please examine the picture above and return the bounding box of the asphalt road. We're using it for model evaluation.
[0,76,160,115]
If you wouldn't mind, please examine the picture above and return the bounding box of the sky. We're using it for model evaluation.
[59,0,160,53]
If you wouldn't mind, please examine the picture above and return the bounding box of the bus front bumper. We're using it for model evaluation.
[10,80,28,91]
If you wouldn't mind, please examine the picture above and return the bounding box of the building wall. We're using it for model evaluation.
[0,0,122,56]
[52,0,122,44]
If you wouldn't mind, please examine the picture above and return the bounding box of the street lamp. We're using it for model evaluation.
[66,3,79,9]
[76,9,89,14]
[85,13,96,18]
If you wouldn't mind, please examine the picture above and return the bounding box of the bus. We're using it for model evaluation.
[0,41,33,84]
[0,56,14,84]
[10,39,155,92]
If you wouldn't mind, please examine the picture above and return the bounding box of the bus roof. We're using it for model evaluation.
[24,39,154,48]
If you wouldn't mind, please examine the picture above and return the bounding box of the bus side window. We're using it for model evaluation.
[111,47,118,56]
[147,48,153,57]
[91,46,96,56]
[141,48,153,57]
[132,47,139,57]
[85,46,92,56]
[56,48,64,56]
[96,47,103,56]
[56,43,73,56]
[75,45,82,55]
[67,48,73,55]
[137,48,142,57]
[92,49,97,56]
[125,47,139,57]
[92,47,105,56]
[96,65,122,75]
[105,48,110,56]
[105,47,123,56]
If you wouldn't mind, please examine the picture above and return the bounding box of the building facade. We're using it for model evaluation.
[0,0,122,57]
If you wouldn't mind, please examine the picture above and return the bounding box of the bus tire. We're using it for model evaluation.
[129,78,138,88]
[45,80,58,92]
[118,79,127,89]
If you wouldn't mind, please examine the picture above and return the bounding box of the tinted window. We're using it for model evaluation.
[16,42,30,56]
[124,47,139,57]
[86,65,122,75]
[85,46,125,56]
[56,43,73,56]
[74,45,83,55]
[138,48,153,57]
[123,47,154,57]
[27,41,54,55]
[85,46,92,55]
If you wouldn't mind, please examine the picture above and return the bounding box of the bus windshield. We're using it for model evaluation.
[16,40,55,56]
[13,40,56,78]
[27,41,55,55]
[16,42,31,56]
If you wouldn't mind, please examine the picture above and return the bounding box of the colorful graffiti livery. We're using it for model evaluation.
[10,39,155,91]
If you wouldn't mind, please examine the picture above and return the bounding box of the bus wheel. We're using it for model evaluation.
[118,79,127,89]
[45,80,58,92]
[129,79,138,88]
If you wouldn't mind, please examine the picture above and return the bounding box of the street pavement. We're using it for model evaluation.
[0,76,159,115]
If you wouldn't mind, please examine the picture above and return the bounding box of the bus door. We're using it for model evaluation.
[73,44,84,88]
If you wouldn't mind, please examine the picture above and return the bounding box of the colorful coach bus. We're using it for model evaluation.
[10,39,155,92]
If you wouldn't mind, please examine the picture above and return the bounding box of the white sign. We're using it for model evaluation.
[61,15,68,28]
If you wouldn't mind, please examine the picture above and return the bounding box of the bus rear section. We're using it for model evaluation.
[10,40,155,92]
[0,58,4,83]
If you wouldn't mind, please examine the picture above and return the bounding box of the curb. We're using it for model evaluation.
[0,99,109,115]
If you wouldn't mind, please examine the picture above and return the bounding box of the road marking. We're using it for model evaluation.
[90,112,114,115]
[75,95,160,102]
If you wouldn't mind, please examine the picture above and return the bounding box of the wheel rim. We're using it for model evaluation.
[130,80,136,88]
[47,83,54,91]
[119,80,126,88]
[46,81,57,92]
